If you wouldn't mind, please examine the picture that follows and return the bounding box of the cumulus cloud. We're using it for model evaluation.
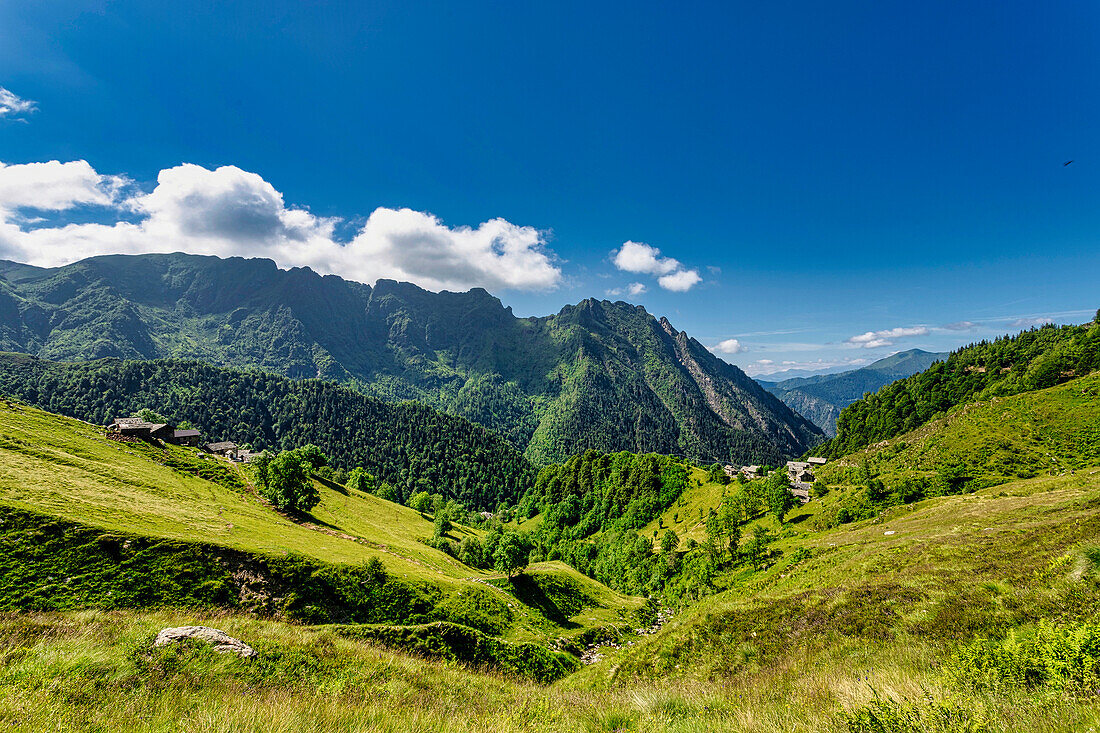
[0,160,562,292]
[711,338,744,354]
[658,269,701,292]
[611,240,703,292]
[846,326,930,349]
[613,240,681,275]
[0,160,127,215]
[1009,316,1053,329]
[0,88,36,119]
[942,320,978,331]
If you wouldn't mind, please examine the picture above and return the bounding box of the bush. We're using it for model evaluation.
[334,622,579,682]
[844,692,988,733]
[944,620,1100,694]
[346,467,376,494]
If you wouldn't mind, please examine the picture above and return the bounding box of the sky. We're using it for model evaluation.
[0,0,1097,376]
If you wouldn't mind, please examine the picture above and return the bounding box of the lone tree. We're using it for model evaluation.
[433,510,453,538]
[493,531,530,577]
[765,472,797,521]
[253,445,327,513]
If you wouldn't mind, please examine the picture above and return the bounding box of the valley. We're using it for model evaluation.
[0,309,1097,730]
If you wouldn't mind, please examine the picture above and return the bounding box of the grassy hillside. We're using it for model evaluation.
[5,470,1100,730]
[584,466,1100,683]
[816,371,1100,492]
[637,466,729,546]
[0,398,641,650]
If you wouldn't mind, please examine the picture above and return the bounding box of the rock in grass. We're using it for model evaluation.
[154,626,256,658]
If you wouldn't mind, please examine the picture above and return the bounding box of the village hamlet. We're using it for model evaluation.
[107,416,262,461]
[786,457,827,503]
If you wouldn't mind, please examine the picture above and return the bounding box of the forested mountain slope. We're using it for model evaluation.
[0,253,822,464]
[819,315,1100,457]
[0,353,533,509]
[757,348,946,436]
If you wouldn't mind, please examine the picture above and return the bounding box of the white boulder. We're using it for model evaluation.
[153,626,256,658]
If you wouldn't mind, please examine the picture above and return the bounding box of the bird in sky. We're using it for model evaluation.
[1064,160,1074,166]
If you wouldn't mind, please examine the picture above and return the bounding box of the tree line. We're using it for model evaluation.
[0,354,535,510]
[822,315,1100,458]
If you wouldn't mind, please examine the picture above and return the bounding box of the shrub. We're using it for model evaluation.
[346,467,376,494]
[844,692,988,733]
[944,620,1100,695]
[334,622,579,682]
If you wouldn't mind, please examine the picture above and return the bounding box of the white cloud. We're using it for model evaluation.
[607,282,648,297]
[611,240,704,292]
[0,160,126,215]
[712,338,744,354]
[345,208,560,291]
[0,160,563,292]
[657,269,701,292]
[1009,316,1053,329]
[846,325,930,349]
[613,240,681,275]
[0,88,36,119]
[942,321,977,331]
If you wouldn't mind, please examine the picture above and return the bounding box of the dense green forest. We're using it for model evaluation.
[0,253,821,465]
[513,450,794,603]
[821,314,1100,457]
[0,353,534,509]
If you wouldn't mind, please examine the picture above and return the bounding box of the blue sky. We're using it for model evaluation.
[0,0,1097,375]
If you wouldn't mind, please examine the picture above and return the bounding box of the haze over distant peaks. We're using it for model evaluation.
[756,349,948,436]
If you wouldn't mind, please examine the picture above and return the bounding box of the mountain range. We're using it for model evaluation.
[756,348,947,436]
[0,253,823,465]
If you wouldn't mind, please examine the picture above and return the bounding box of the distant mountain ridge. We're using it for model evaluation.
[0,253,823,465]
[820,316,1100,457]
[757,349,948,436]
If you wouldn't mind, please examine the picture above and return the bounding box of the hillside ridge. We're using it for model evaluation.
[757,348,948,436]
[0,252,822,464]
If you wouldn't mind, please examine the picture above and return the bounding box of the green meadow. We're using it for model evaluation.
[0,399,640,648]
[2,374,1100,730]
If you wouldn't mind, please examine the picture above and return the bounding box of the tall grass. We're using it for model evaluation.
[2,610,1100,732]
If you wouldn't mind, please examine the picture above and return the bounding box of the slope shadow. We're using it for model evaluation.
[506,574,581,629]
